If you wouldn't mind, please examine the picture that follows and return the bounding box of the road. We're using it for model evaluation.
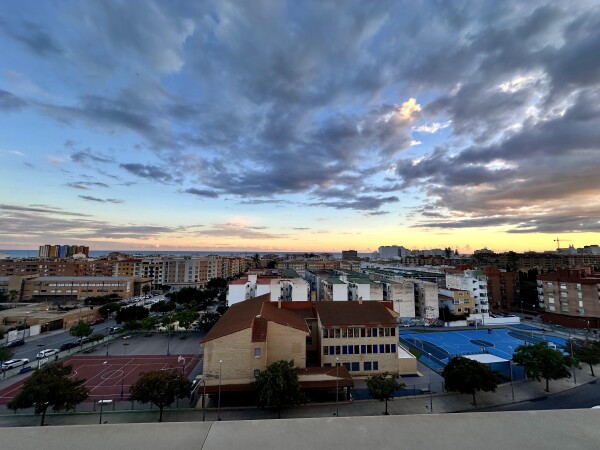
[482,380,600,412]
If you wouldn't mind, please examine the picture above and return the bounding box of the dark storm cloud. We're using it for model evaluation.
[71,149,114,165]
[120,163,174,184]
[315,196,399,211]
[183,188,219,198]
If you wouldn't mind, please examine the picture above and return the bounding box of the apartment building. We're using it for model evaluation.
[341,250,358,260]
[379,279,416,318]
[322,277,348,301]
[537,267,600,328]
[412,279,440,320]
[227,273,310,306]
[446,270,490,317]
[38,245,89,258]
[481,266,520,311]
[439,288,474,315]
[0,259,116,277]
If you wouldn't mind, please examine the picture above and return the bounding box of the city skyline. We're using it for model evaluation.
[1,1,600,253]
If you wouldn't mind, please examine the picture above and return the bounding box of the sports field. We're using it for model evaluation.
[400,327,567,370]
[0,354,201,404]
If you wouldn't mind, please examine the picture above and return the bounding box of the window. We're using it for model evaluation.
[373,344,378,354]
[372,328,378,337]
[364,362,372,371]
[360,328,366,337]
[324,363,331,368]
[343,362,351,371]
[330,346,335,355]
[354,345,360,354]
[342,345,347,354]
[379,344,385,353]
[373,361,379,371]
[366,328,371,337]
[384,328,390,337]
[335,346,341,355]
[367,345,372,354]
[254,348,261,358]
[351,362,360,372]
[334,329,341,338]
[391,344,396,353]
[323,329,329,338]
[385,344,390,353]
[348,345,354,355]
[354,328,360,338]
[341,328,347,338]
[361,345,367,354]
[379,328,384,337]
[390,328,395,337]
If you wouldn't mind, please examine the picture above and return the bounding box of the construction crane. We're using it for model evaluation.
[554,237,573,250]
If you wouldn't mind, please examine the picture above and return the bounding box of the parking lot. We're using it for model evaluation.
[87,331,205,357]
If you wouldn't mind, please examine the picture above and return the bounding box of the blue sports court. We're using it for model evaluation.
[400,327,567,372]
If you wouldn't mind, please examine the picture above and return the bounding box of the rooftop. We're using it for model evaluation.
[315,301,396,327]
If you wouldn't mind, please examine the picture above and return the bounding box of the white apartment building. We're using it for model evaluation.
[227,274,309,306]
[322,277,348,301]
[379,279,416,318]
[377,245,408,259]
[445,270,490,317]
[411,279,439,320]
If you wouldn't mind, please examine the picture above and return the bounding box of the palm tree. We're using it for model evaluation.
[8,290,19,302]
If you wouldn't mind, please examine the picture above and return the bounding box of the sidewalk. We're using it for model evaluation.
[0,362,597,427]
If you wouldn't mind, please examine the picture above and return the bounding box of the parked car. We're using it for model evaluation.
[60,342,79,351]
[36,349,59,359]
[6,339,25,348]
[2,358,29,370]
[78,336,92,344]
[90,317,105,325]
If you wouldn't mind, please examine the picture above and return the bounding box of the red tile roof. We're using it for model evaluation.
[315,301,397,327]
[200,295,309,344]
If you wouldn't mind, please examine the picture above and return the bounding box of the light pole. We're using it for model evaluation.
[428,352,433,413]
[202,378,206,422]
[167,325,171,356]
[509,361,515,402]
[120,343,129,399]
[36,343,45,369]
[521,301,524,319]
[569,332,576,385]
[217,360,222,421]
[336,357,339,417]
[178,355,185,374]
[99,361,108,424]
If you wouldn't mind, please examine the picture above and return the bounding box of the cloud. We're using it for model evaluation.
[183,188,219,198]
[120,163,174,184]
[78,195,123,204]
[0,18,63,56]
[0,89,27,111]
[414,121,452,134]
[197,223,284,240]
[66,181,110,190]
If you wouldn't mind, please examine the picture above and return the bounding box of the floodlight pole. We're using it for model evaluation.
[428,352,433,413]
[120,343,129,399]
[336,357,339,417]
[217,360,222,421]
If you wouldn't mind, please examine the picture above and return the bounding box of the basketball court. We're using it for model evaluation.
[0,354,201,404]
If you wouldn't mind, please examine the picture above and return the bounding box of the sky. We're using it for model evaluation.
[1,1,600,254]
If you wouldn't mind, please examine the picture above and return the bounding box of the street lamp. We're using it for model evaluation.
[120,343,129,399]
[569,332,576,385]
[178,355,186,374]
[509,360,515,402]
[336,357,339,417]
[521,301,524,319]
[428,352,433,413]
[36,343,45,369]
[167,325,172,356]
[217,359,222,421]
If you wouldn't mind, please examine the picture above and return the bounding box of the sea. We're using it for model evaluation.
[0,250,372,259]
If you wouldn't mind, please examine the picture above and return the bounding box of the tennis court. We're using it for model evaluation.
[400,327,567,370]
[0,354,201,404]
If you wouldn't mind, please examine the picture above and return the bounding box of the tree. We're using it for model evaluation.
[254,360,305,418]
[206,277,228,291]
[176,309,199,332]
[198,311,221,332]
[115,305,149,324]
[442,356,498,406]
[8,289,19,302]
[151,300,176,313]
[0,345,14,378]
[569,339,600,377]
[128,369,192,422]
[140,316,158,332]
[8,363,88,426]
[366,372,405,415]
[99,302,122,317]
[512,342,571,392]
[69,320,92,349]
[142,284,151,296]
